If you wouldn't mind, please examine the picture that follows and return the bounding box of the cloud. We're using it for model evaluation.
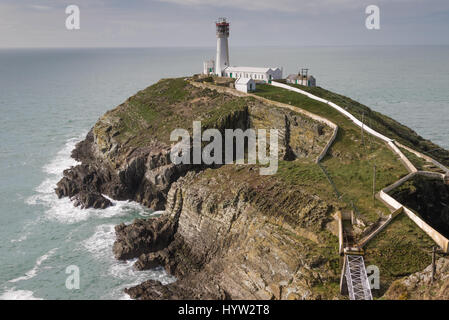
[29,5,52,11]
[156,0,449,16]
[0,0,448,47]
[156,0,357,13]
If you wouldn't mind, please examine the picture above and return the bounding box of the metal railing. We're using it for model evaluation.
[345,254,373,300]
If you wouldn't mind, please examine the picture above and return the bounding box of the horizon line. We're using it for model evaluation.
[1,44,449,50]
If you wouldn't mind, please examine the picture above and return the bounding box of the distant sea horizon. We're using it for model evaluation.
[2,43,449,48]
[0,45,447,299]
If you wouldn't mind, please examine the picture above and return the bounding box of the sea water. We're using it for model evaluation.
[0,46,448,299]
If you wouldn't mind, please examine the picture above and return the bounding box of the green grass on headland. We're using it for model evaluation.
[254,83,408,223]
[98,77,441,296]
[111,78,249,147]
[281,82,449,167]
[364,213,434,297]
[254,82,437,295]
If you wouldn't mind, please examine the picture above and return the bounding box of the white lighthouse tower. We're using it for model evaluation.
[215,17,230,76]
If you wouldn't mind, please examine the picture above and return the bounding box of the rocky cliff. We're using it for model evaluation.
[117,166,340,299]
[56,77,449,300]
[57,77,342,299]
[56,78,332,211]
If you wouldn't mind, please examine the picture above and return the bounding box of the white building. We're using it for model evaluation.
[286,74,316,87]
[223,66,282,83]
[202,18,283,82]
[235,78,256,93]
[203,60,215,75]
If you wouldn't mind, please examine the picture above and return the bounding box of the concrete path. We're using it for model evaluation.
[271,81,449,251]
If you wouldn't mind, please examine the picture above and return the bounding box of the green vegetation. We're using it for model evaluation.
[101,77,447,297]
[364,213,434,297]
[254,82,442,294]
[282,82,449,167]
[111,78,248,147]
[399,148,427,171]
[399,147,447,173]
[254,83,408,223]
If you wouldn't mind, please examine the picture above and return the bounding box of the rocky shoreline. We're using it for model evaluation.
[55,78,341,299]
[55,77,449,300]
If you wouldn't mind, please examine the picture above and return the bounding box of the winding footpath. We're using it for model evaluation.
[192,78,448,299]
[271,81,449,251]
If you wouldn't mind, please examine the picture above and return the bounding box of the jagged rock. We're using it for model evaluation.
[55,79,333,212]
[113,216,176,260]
[53,79,342,299]
[71,191,112,209]
[116,168,337,300]
[124,277,229,300]
[134,250,170,271]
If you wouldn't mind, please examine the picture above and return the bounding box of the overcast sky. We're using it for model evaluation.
[0,0,448,48]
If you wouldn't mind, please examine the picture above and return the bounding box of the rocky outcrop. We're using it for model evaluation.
[55,78,331,211]
[55,130,187,209]
[115,167,340,300]
[54,78,339,299]
[384,258,449,300]
[113,216,176,261]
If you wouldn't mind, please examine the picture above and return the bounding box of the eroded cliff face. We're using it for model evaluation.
[117,166,340,300]
[55,78,332,211]
[55,78,340,300]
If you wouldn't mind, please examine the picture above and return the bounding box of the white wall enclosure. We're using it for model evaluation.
[235,78,256,93]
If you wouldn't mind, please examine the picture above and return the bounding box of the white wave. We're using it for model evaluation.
[26,134,83,208]
[26,133,154,224]
[8,248,58,283]
[81,223,176,300]
[150,210,165,216]
[43,135,82,176]
[41,196,152,224]
[108,260,176,300]
[118,292,133,300]
[81,224,116,258]
[10,233,28,243]
[0,288,43,300]
[109,259,176,284]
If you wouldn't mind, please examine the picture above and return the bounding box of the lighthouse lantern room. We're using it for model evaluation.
[202,17,283,83]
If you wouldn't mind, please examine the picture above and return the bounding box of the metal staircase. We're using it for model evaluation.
[345,254,373,300]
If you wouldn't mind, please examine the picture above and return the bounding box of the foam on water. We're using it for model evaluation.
[8,248,58,283]
[26,134,154,224]
[0,288,43,300]
[82,223,176,299]
[26,134,82,208]
[81,224,116,258]
[19,133,168,299]
[10,233,29,243]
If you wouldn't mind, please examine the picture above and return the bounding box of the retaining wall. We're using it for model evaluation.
[396,141,449,174]
[271,81,449,252]
[379,178,449,253]
[271,81,393,142]
[388,141,418,173]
